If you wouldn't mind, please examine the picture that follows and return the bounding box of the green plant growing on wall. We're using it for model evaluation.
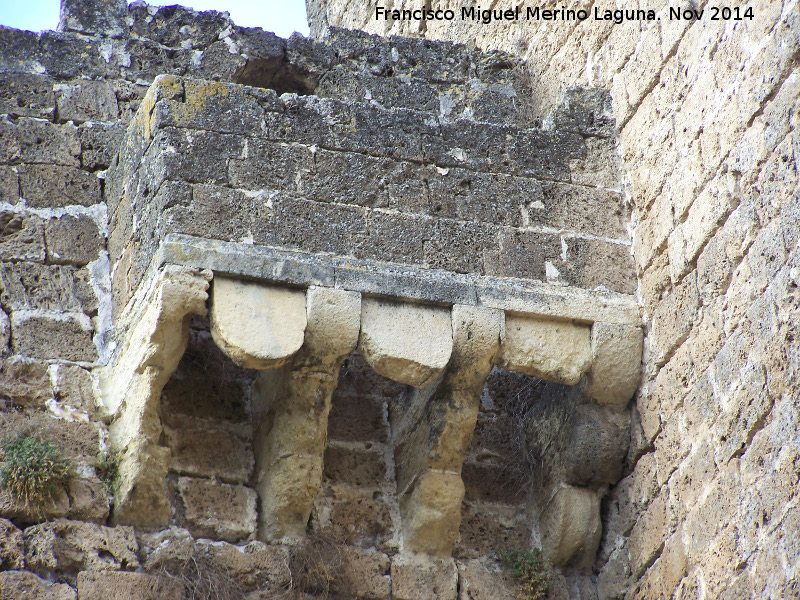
[94,447,121,495]
[500,548,551,600]
[0,434,72,507]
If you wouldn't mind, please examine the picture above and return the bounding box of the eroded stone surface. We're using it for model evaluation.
[587,322,643,408]
[358,298,453,387]
[24,520,139,583]
[391,553,458,600]
[500,315,591,385]
[210,276,307,369]
[539,485,601,568]
[0,571,75,600]
[177,477,257,543]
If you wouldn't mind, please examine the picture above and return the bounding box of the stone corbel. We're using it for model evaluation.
[98,265,212,527]
[248,286,361,542]
[390,304,504,555]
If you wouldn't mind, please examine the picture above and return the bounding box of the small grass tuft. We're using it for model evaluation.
[94,447,121,495]
[500,548,551,600]
[0,434,72,507]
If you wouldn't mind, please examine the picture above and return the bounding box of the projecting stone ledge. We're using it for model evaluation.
[156,234,641,325]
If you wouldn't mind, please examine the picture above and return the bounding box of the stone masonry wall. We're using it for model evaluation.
[307,0,800,597]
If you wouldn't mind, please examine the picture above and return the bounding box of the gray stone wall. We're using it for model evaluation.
[306,0,800,597]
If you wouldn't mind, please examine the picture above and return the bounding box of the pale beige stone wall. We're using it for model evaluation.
[306,0,800,596]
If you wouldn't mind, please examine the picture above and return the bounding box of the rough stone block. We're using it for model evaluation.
[0,571,76,600]
[0,262,90,313]
[0,483,70,524]
[65,477,109,524]
[628,493,669,579]
[322,445,387,488]
[52,364,97,417]
[76,571,182,600]
[0,211,45,262]
[651,271,699,365]
[78,122,125,170]
[358,298,453,387]
[210,277,306,369]
[587,322,643,408]
[55,81,119,124]
[142,532,291,593]
[328,390,389,444]
[164,423,253,484]
[58,0,129,38]
[44,215,103,266]
[0,357,51,409]
[457,558,517,600]
[177,477,257,543]
[0,118,80,167]
[400,470,464,556]
[340,546,392,600]
[18,164,101,208]
[391,553,458,600]
[500,315,591,385]
[0,74,55,119]
[0,518,24,570]
[312,490,395,553]
[24,520,139,583]
[455,503,529,560]
[0,165,18,205]
[11,313,96,362]
[539,485,601,568]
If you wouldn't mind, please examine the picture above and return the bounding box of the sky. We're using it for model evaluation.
[0,0,310,38]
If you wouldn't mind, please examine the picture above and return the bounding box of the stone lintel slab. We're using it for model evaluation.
[210,276,307,369]
[156,234,641,325]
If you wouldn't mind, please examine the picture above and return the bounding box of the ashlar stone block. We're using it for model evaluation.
[500,315,591,385]
[210,276,307,369]
[587,322,644,408]
[358,298,453,387]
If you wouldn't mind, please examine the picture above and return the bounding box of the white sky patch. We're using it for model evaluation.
[0,0,310,39]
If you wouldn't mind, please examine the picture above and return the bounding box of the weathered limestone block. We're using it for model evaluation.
[99,266,211,527]
[0,518,24,570]
[539,485,602,568]
[391,553,458,600]
[500,315,591,385]
[254,287,360,542]
[24,520,139,583]
[0,571,75,600]
[358,298,453,387]
[164,422,253,483]
[0,357,51,409]
[587,322,644,408]
[142,530,291,593]
[57,0,129,38]
[340,546,392,600]
[393,305,503,555]
[76,571,183,600]
[0,480,70,523]
[399,470,465,556]
[457,558,516,600]
[55,81,119,124]
[177,477,257,543]
[210,276,307,369]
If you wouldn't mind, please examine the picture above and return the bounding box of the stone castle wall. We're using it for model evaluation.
[307,0,800,598]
